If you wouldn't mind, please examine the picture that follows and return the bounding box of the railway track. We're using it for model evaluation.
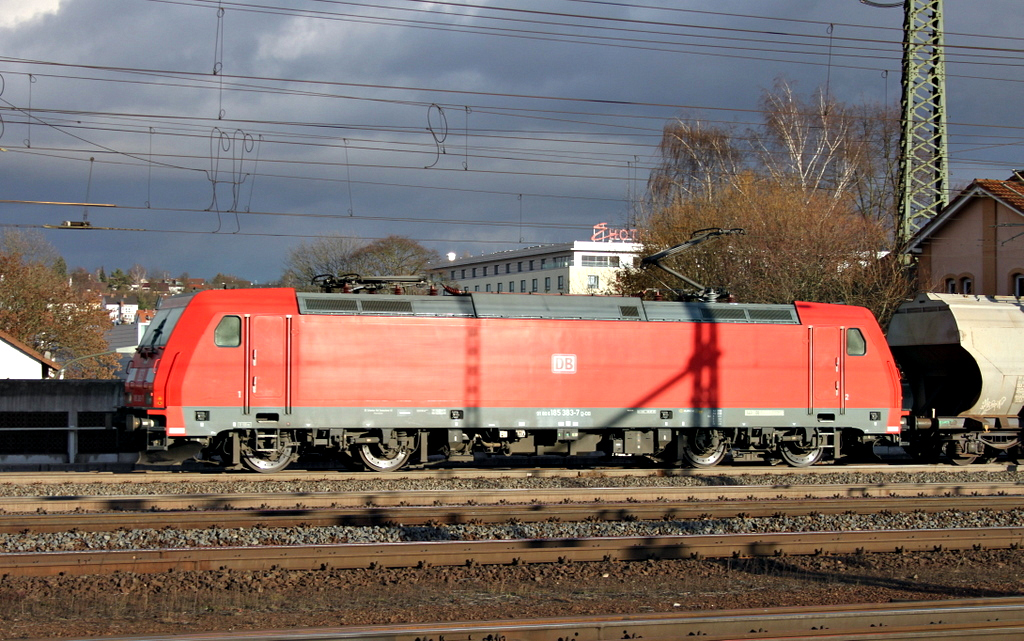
[3,522,1023,577]
[3,487,1024,532]
[3,478,1022,577]
[4,526,1024,577]
[0,461,1017,485]
[42,597,1024,641]
[2,480,1021,512]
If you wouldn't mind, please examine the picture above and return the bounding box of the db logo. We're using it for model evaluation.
[552,354,577,374]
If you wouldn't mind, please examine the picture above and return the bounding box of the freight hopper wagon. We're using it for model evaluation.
[124,289,902,472]
[888,293,1024,464]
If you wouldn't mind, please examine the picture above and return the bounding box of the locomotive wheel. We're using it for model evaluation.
[240,442,296,473]
[358,442,412,472]
[681,429,727,467]
[778,442,825,467]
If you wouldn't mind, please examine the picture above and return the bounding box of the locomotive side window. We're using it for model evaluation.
[214,315,241,347]
[847,328,867,356]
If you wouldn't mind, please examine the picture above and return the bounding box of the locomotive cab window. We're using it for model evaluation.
[214,315,241,347]
[139,307,185,348]
[847,328,866,356]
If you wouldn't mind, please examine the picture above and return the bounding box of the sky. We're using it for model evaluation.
[1,0,1022,284]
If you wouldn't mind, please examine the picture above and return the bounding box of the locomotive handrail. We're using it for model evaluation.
[56,347,136,379]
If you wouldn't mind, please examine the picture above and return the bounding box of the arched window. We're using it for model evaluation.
[944,278,956,293]
[1014,273,1024,298]
[960,277,973,295]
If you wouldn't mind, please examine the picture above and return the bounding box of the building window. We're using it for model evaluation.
[529,260,535,271]
[544,277,551,292]
[587,275,600,290]
[961,277,973,295]
[1013,273,1024,297]
[506,263,511,274]
[557,275,564,291]
[541,258,547,269]
[581,255,620,268]
[531,278,538,292]
[461,269,466,279]
[517,262,523,272]
[496,283,503,293]
[486,284,491,292]
[944,278,956,293]
[472,268,477,278]
[509,281,515,292]
[521,280,526,292]
[474,285,480,291]
[450,270,456,280]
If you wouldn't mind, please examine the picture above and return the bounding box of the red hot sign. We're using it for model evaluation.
[591,222,638,242]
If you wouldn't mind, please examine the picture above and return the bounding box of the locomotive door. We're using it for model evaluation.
[245,315,292,414]
[808,326,843,418]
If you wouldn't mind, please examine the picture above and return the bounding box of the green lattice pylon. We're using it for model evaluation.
[898,0,949,246]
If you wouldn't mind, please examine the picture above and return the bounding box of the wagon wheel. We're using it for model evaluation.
[681,429,727,468]
[240,442,296,474]
[778,442,825,468]
[945,441,978,466]
[358,442,412,472]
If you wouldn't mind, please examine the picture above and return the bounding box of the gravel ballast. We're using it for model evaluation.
[1,468,1023,639]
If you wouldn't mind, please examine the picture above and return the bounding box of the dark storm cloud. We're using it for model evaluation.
[0,0,1020,282]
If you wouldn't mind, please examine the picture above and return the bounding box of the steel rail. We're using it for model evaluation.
[2,526,1022,577]
[3,492,1024,534]
[48,597,1024,640]
[2,481,1021,514]
[0,462,1017,485]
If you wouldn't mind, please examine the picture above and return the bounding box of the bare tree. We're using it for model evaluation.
[649,119,744,205]
[751,79,860,209]
[128,264,147,290]
[647,78,898,223]
[847,101,901,232]
[281,235,439,291]
[347,235,441,277]
[0,229,59,266]
[280,235,365,289]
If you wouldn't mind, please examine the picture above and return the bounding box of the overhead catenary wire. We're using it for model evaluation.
[0,0,1021,263]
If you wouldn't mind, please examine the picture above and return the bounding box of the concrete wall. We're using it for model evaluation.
[0,380,132,466]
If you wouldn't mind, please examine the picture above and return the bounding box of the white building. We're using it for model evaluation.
[434,239,641,295]
[0,330,59,379]
[103,296,139,325]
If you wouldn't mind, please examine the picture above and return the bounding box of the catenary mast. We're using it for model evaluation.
[862,0,948,247]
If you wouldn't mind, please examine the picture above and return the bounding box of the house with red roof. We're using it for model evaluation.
[909,171,1024,297]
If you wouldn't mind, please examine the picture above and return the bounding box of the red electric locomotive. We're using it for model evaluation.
[124,286,902,472]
